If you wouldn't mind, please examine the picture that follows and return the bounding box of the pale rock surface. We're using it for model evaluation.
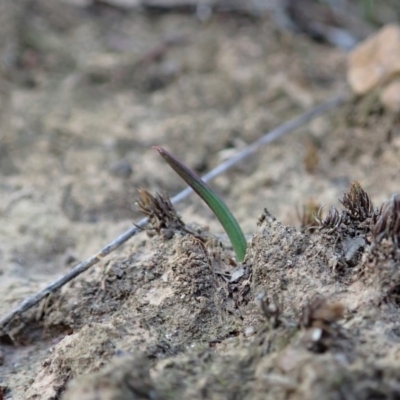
[348,24,400,95]
[380,78,400,112]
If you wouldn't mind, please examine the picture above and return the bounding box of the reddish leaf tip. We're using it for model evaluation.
[152,145,164,153]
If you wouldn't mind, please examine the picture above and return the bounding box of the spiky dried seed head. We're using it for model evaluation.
[316,206,342,232]
[136,189,186,235]
[340,181,373,222]
[372,193,400,247]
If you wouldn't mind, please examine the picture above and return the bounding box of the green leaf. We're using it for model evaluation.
[153,146,247,262]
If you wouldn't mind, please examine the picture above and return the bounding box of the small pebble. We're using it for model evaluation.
[108,160,132,178]
[245,326,255,337]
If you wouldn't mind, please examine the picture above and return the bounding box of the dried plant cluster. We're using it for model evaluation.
[317,182,400,253]
[136,189,186,238]
[365,193,400,304]
[372,193,400,246]
[315,206,342,233]
[301,182,375,274]
[301,182,400,304]
[340,181,374,223]
[314,181,374,235]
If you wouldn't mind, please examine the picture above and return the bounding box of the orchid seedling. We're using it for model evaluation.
[153,146,247,262]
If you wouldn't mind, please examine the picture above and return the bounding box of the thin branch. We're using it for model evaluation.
[0,93,348,331]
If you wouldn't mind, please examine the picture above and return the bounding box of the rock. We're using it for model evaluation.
[347,24,400,95]
[380,78,400,112]
[109,160,133,179]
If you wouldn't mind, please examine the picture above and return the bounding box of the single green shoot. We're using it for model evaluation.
[153,146,247,262]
